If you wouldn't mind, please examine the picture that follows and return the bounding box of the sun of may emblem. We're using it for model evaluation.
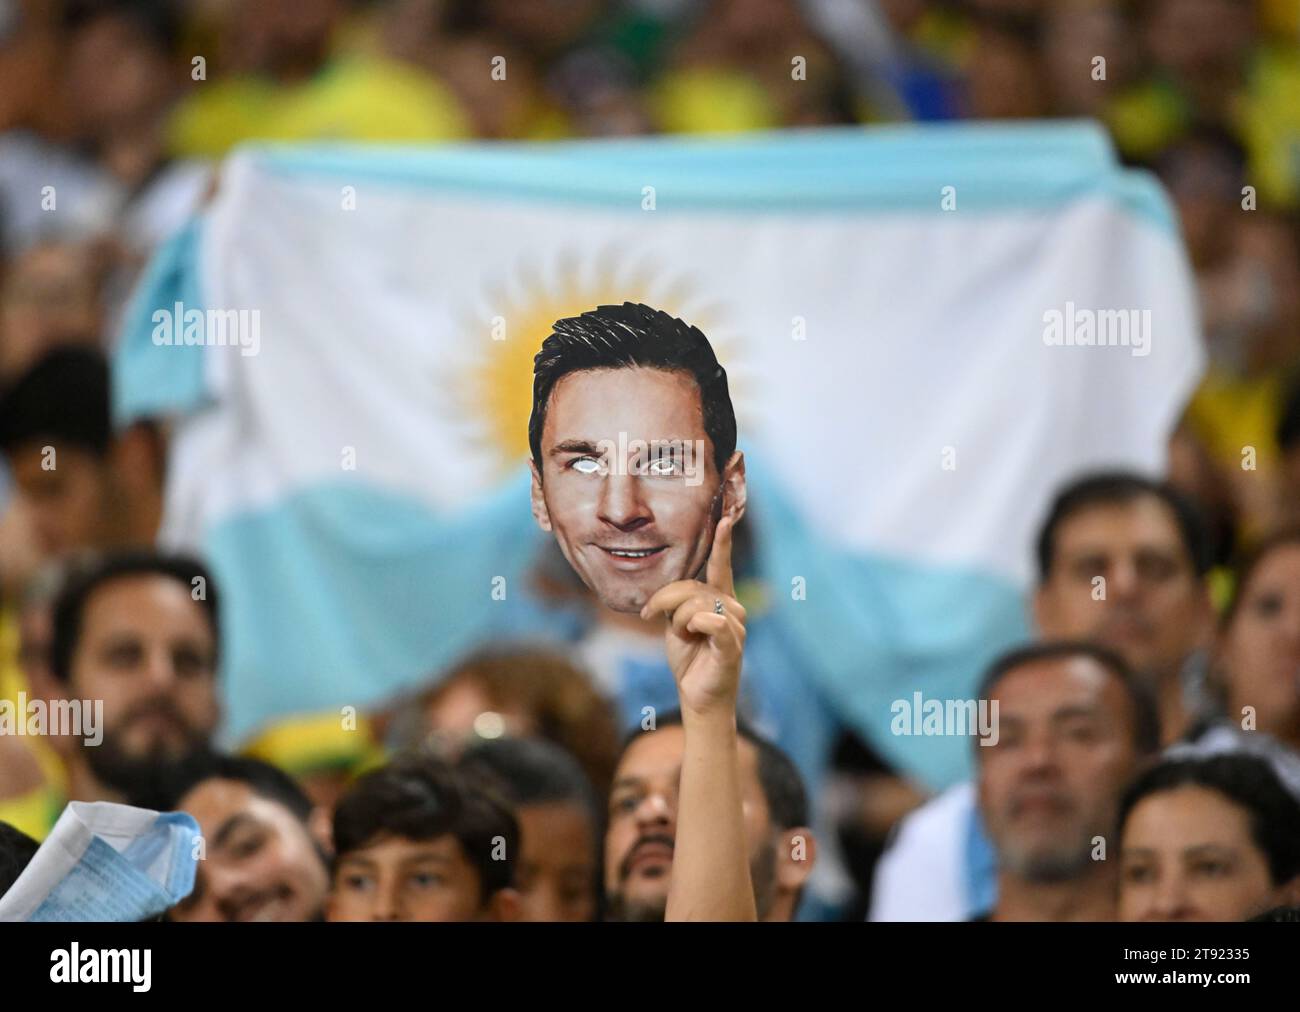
[439,248,740,475]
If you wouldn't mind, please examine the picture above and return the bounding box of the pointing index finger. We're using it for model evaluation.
[706,514,736,598]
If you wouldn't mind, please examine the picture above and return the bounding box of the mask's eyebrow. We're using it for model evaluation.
[550,440,604,456]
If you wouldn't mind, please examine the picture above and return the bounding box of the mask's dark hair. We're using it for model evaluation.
[1035,471,1212,582]
[1118,754,1300,887]
[975,640,1161,756]
[50,550,221,684]
[0,347,111,458]
[457,736,598,818]
[333,753,519,902]
[529,302,736,475]
[617,711,808,831]
[0,822,40,899]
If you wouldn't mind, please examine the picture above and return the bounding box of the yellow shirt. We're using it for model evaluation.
[1186,368,1285,471]
[1106,44,1300,208]
[0,606,66,841]
[168,55,471,158]
[651,67,778,135]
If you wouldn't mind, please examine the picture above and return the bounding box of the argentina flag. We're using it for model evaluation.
[114,122,1202,793]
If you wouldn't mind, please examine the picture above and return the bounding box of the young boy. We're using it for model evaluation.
[327,754,520,922]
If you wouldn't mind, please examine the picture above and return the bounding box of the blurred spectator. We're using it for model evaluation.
[436,30,575,139]
[0,348,164,569]
[1118,753,1300,920]
[167,0,471,157]
[0,736,46,842]
[327,751,520,922]
[1207,530,1300,757]
[872,471,1214,922]
[63,1,209,218]
[548,45,655,137]
[475,0,605,62]
[0,240,107,384]
[1161,127,1300,542]
[1039,0,1133,118]
[458,735,600,922]
[164,754,332,923]
[1032,473,1216,743]
[36,551,220,819]
[0,562,71,839]
[961,7,1048,119]
[0,2,211,330]
[0,1,120,254]
[382,646,621,800]
[604,712,816,922]
[0,0,72,137]
[1109,0,1300,208]
[650,0,856,133]
[975,642,1160,921]
[0,821,39,899]
[62,0,212,314]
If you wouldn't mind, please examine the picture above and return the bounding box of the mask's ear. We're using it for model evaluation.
[484,887,522,922]
[529,460,552,533]
[720,450,747,525]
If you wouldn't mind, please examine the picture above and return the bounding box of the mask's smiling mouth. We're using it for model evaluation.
[596,545,668,567]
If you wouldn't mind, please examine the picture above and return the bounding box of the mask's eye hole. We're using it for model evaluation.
[648,456,678,476]
[570,457,601,475]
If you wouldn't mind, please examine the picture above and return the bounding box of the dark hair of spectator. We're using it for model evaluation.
[332,753,519,901]
[1119,754,1300,886]
[1035,471,1212,581]
[976,639,1161,755]
[50,550,220,684]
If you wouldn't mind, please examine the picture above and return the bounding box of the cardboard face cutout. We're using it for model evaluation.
[528,306,745,614]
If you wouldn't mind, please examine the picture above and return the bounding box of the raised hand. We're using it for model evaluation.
[641,515,747,719]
